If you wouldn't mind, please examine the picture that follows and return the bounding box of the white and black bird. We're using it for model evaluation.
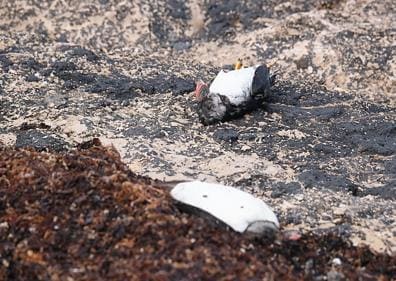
[195,62,275,125]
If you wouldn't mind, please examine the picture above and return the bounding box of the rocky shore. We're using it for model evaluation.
[1,0,395,279]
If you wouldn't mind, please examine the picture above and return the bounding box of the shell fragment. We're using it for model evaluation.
[170,181,279,234]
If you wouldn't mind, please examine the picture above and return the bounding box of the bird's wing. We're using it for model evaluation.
[251,65,271,96]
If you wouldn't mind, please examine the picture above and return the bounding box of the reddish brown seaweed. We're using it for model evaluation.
[0,143,394,280]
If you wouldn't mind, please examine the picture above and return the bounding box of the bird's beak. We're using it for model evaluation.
[195,81,206,101]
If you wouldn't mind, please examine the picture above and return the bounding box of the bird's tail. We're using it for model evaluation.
[270,71,277,86]
[266,61,278,86]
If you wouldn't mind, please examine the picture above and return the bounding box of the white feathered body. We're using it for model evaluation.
[209,66,258,105]
[171,181,279,234]
[197,64,274,125]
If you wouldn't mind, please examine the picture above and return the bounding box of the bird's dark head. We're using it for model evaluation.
[195,81,209,101]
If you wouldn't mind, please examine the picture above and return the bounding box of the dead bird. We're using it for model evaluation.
[195,62,275,125]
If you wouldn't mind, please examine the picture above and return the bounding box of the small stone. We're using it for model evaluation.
[26,73,40,82]
[322,213,332,221]
[241,145,251,151]
[0,222,9,229]
[332,257,342,266]
[294,194,304,201]
[173,41,191,51]
[333,208,345,216]
[304,258,314,276]
[333,218,343,224]
[15,129,70,152]
[213,129,239,142]
[327,270,345,281]
[295,55,310,70]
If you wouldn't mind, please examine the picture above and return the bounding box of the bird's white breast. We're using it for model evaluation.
[170,181,279,233]
[209,66,258,105]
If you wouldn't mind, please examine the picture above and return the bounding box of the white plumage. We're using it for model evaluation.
[209,66,258,105]
[196,63,274,125]
[170,181,279,233]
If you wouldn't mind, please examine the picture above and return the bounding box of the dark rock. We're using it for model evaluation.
[167,0,190,19]
[173,40,191,51]
[123,126,149,137]
[295,55,311,69]
[148,0,191,43]
[77,138,101,150]
[20,122,51,131]
[168,76,195,95]
[271,182,302,198]
[337,120,396,156]
[21,58,43,71]
[284,211,303,225]
[15,130,70,152]
[99,99,112,108]
[238,131,257,141]
[87,74,137,98]
[384,157,396,174]
[26,74,40,82]
[313,224,352,238]
[57,33,68,43]
[299,169,358,194]
[39,68,52,77]
[51,61,77,73]
[361,183,396,200]
[313,143,339,155]
[120,100,130,107]
[0,54,13,72]
[213,128,239,142]
[204,0,317,41]
[58,72,96,89]
[68,47,99,62]
[318,0,344,10]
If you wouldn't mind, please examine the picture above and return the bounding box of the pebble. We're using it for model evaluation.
[241,145,251,151]
[294,194,304,201]
[213,128,239,142]
[333,207,345,216]
[327,270,345,281]
[0,222,9,229]
[2,259,9,267]
[332,257,342,266]
[333,218,343,224]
